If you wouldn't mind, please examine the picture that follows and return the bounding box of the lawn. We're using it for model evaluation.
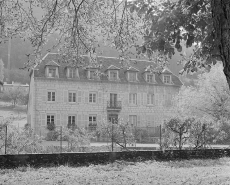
[1,158,230,185]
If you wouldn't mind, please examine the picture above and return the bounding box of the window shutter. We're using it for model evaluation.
[143,93,147,105]
[84,91,89,104]
[57,90,62,102]
[125,93,129,106]
[84,114,88,129]
[41,114,46,126]
[137,115,141,127]
[78,91,82,103]
[67,68,69,78]
[75,114,78,127]
[137,93,141,105]
[57,113,61,126]
[55,67,59,77]
[61,113,67,127]
[155,94,158,106]
[64,90,68,102]
[42,90,47,102]
[98,92,102,104]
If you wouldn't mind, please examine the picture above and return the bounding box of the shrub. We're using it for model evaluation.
[46,131,59,141]
[47,122,55,131]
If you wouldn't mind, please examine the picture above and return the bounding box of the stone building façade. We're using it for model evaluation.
[27,53,183,136]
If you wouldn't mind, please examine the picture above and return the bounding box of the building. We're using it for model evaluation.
[2,81,29,93]
[27,53,183,138]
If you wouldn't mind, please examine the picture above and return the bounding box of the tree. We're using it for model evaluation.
[3,86,25,107]
[163,117,194,150]
[1,0,230,88]
[61,127,90,152]
[0,59,4,82]
[97,118,135,150]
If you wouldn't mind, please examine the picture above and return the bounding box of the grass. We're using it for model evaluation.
[1,158,230,185]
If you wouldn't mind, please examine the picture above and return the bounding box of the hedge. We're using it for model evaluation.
[1,149,230,169]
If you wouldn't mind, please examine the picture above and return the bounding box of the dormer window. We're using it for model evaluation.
[67,67,78,79]
[109,71,118,81]
[129,72,137,82]
[45,60,60,78]
[146,73,155,83]
[106,65,120,81]
[88,70,98,80]
[48,67,56,78]
[163,75,171,84]
[127,66,139,82]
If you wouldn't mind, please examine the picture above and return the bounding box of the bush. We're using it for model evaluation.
[47,122,55,131]
[46,131,59,141]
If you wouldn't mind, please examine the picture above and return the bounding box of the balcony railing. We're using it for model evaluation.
[107,101,122,110]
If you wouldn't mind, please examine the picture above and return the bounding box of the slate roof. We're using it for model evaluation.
[34,53,183,86]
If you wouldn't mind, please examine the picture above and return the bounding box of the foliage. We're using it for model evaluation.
[0,123,43,155]
[3,68,30,84]
[97,118,135,150]
[61,127,90,152]
[45,130,59,141]
[162,117,194,150]
[2,86,27,107]
[0,59,4,82]
[47,122,56,131]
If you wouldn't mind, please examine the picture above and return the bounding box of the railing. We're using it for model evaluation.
[107,101,122,109]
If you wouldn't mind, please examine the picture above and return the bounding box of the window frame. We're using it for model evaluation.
[68,68,77,78]
[47,91,55,102]
[89,115,97,131]
[128,72,137,82]
[47,114,55,125]
[68,91,76,103]
[163,75,171,84]
[109,70,118,81]
[129,93,137,105]
[89,92,97,103]
[147,93,154,105]
[68,115,76,128]
[88,70,97,80]
[146,73,155,83]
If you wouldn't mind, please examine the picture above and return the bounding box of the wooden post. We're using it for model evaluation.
[60,126,62,153]
[159,124,162,150]
[5,125,7,155]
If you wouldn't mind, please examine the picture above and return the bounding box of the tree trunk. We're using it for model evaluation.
[211,0,230,87]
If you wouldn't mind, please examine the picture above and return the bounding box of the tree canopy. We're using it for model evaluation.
[0,0,230,85]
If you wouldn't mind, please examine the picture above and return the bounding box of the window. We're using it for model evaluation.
[147,94,154,105]
[68,68,76,78]
[129,72,137,82]
[89,70,97,80]
[89,92,96,103]
[129,115,137,126]
[109,71,118,81]
[89,115,97,131]
[47,115,55,125]
[163,75,171,84]
[68,116,76,129]
[146,74,155,83]
[48,91,55,101]
[129,93,137,105]
[68,92,76,102]
[48,68,56,78]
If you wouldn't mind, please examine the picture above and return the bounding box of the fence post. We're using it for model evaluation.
[60,126,62,153]
[203,124,206,149]
[5,125,7,155]
[159,124,162,150]
[111,123,114,152]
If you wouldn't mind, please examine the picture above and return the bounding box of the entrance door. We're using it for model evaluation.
[110,93,117,108]
[108,114,118,124]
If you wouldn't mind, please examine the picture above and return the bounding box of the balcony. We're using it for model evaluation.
[107,101,122,111]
